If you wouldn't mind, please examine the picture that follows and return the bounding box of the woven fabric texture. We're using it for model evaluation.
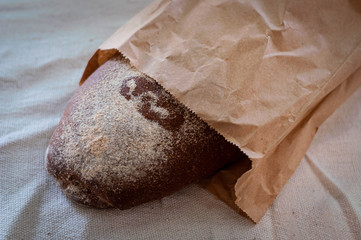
[0,0,360,239]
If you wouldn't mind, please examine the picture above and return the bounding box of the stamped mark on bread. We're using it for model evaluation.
[120,76,185,131]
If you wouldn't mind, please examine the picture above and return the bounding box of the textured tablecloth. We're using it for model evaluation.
[1,0,360,239]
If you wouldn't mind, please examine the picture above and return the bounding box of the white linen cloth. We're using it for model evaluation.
[0,0,360,239]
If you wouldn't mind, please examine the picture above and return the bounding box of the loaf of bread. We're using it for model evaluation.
[46,53,246,209]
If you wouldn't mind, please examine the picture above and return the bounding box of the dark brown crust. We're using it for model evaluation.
[46,53,247,210]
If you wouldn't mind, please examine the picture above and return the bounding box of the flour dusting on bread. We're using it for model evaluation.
[46,54,243,209]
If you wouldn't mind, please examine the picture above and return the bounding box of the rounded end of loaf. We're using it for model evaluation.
[45,53,246,210]
[46,137,113,209]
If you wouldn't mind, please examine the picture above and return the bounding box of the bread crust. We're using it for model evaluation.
[46,53,246,209]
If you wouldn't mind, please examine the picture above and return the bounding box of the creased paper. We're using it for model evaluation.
[80,0,361,222]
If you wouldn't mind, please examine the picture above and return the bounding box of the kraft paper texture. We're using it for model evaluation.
[80,0,361,222]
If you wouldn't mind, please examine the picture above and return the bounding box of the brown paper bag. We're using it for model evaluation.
[80,0,361,222]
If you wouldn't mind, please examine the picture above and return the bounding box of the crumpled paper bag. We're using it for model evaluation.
[80,0,361,222]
